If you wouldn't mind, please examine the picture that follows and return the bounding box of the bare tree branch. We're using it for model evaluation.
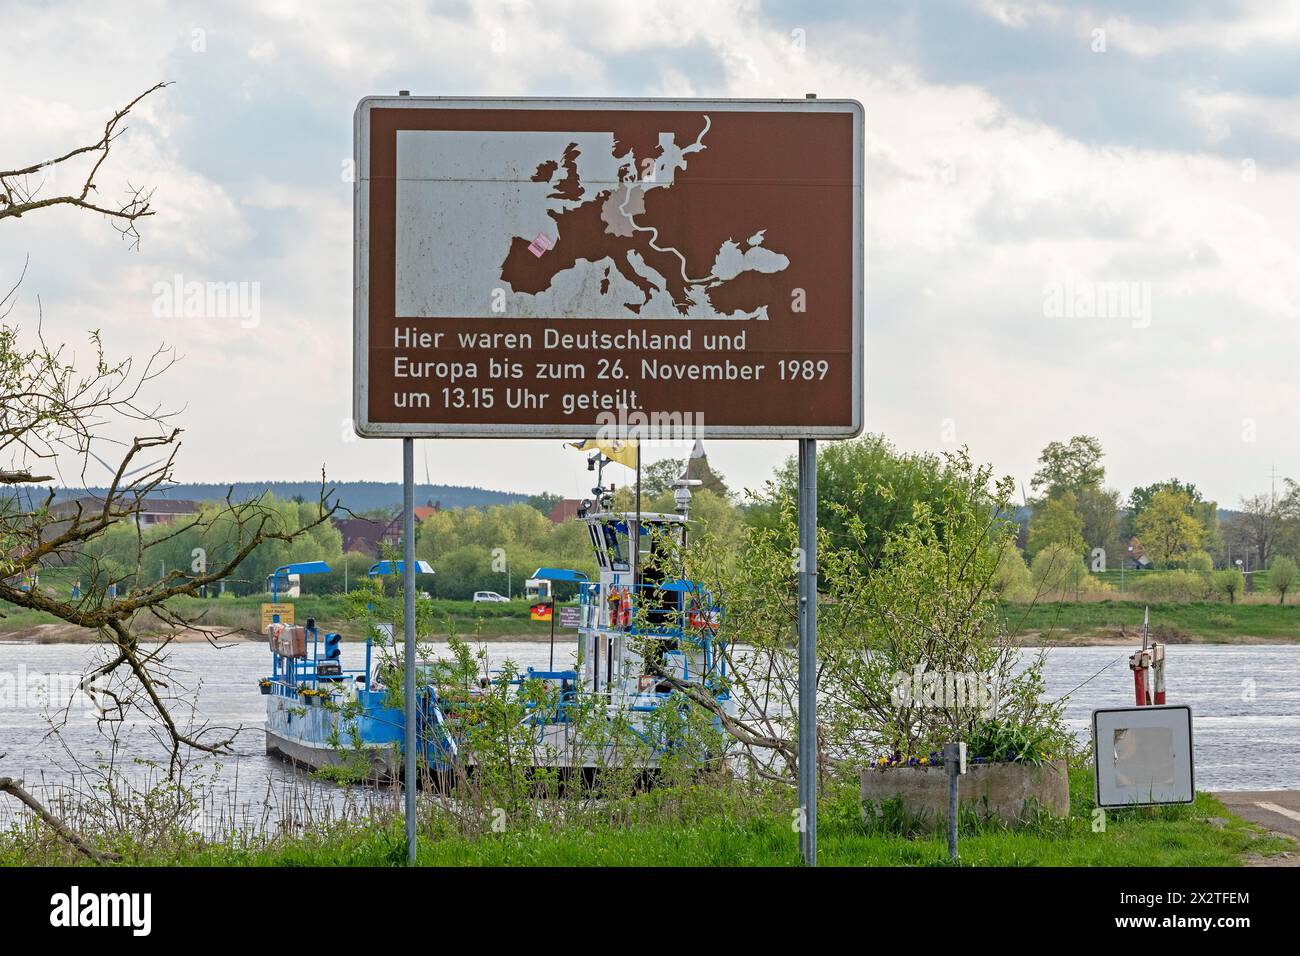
[0,83,169,248]
[0,776,120,862]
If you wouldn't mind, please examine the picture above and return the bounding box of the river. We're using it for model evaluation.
[1,641,1297,827]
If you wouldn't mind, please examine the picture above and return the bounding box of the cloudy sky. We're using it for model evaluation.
[2,0,1298,507]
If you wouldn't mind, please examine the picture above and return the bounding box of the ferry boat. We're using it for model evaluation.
[261,488,733,781]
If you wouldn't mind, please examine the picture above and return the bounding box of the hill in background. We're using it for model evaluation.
[43,481,526,514]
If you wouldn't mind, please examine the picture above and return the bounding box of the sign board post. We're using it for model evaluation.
[355,94,863,866]
[402,438,417,863]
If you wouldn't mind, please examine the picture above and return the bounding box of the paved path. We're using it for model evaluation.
[1214,791,1300,866]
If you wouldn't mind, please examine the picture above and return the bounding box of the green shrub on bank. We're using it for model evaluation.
[1129,570,1216,602]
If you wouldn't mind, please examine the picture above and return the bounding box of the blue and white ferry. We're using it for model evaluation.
[262,497,732,780]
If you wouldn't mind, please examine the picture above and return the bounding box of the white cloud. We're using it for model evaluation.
[1,0,1298,507]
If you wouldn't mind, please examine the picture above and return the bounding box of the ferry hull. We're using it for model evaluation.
[264,689,405,780]
[264,727,399,780]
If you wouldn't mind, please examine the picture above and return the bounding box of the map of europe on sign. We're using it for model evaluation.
[355,98,863,438]
[395,122,792,321]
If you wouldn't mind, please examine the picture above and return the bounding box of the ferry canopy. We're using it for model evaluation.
[272,561,332,577]
[655,578,699,592]
[368,560,434,576]
[530,567,589,583]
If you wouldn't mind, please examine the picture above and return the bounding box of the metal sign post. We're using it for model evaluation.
[797,437,817,866]
[403,437,417,863]
[942,742,967,861]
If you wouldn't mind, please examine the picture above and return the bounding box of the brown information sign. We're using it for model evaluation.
[354,97,863,438]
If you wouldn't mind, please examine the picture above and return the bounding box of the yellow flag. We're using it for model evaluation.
[569,438,639,469]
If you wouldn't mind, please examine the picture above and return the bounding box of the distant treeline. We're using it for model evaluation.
[42,481,526,514]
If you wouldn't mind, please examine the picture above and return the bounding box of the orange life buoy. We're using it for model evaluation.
[688,599,704,630]
[618,587,632,627]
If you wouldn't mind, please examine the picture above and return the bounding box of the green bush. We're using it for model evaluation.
[1130,570,1215,602]
[965,718,1058,765]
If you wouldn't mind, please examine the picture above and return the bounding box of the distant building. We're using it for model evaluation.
[1126,537,1153,570]
[334,501,441,556]
[677,439,728,497]
[547,499,583,524]
[49,496,199,528]
[334,517,388,555]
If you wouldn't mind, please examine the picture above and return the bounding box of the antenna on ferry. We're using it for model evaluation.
[588,452,608,500]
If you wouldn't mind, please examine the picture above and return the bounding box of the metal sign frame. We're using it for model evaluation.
[353,95,864,440]
[1092,704,1195,808]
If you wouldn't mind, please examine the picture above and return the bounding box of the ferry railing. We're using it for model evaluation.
[576,579,727,687]
[266,623,370,703]
[610,583,723,643]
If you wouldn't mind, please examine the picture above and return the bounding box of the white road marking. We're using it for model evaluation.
[1256,801,1300,825]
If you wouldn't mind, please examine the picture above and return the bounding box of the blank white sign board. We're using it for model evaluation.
[1093,705,1194,808]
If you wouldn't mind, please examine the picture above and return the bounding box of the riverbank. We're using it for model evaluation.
[1001,600,1300,645]
[0,593,559,643]
[1,768,1292,867]
[8,596,1300,645]
[0,623,550,644]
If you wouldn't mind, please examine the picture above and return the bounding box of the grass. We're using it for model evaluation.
[1000,600,1300,642]
[0,573,558,640]
[3,767,1291,867]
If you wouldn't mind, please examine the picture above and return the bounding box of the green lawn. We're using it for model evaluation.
[1000,600,1300,642]
[5,769,1290,867]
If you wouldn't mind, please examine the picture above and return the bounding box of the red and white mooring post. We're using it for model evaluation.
[1129,606,1167,706]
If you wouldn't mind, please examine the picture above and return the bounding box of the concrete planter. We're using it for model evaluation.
[860,759,1069,824]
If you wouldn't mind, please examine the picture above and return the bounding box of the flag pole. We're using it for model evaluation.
[548,592,557,671]
[633,442,642,590]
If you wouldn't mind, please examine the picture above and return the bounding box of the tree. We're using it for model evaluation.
[991,544,1032,600]
[524,492,562,516]
[1236,491,1285,570]
[0,84,166,245]
[642,458,685,497]
[1125,480,1219,555]
[1030,435,1104,500]
[1027,493,1085,559]
[761,433,976,569]
[1270,556,1297,605]
[678,448,1064,776]
[1216,568,1244,604]
[1128,479,1203,527]
[1031,543,1088,599]
[0,86,338,775]
[1077,485,1122,560]
[1134,489,1203,568]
